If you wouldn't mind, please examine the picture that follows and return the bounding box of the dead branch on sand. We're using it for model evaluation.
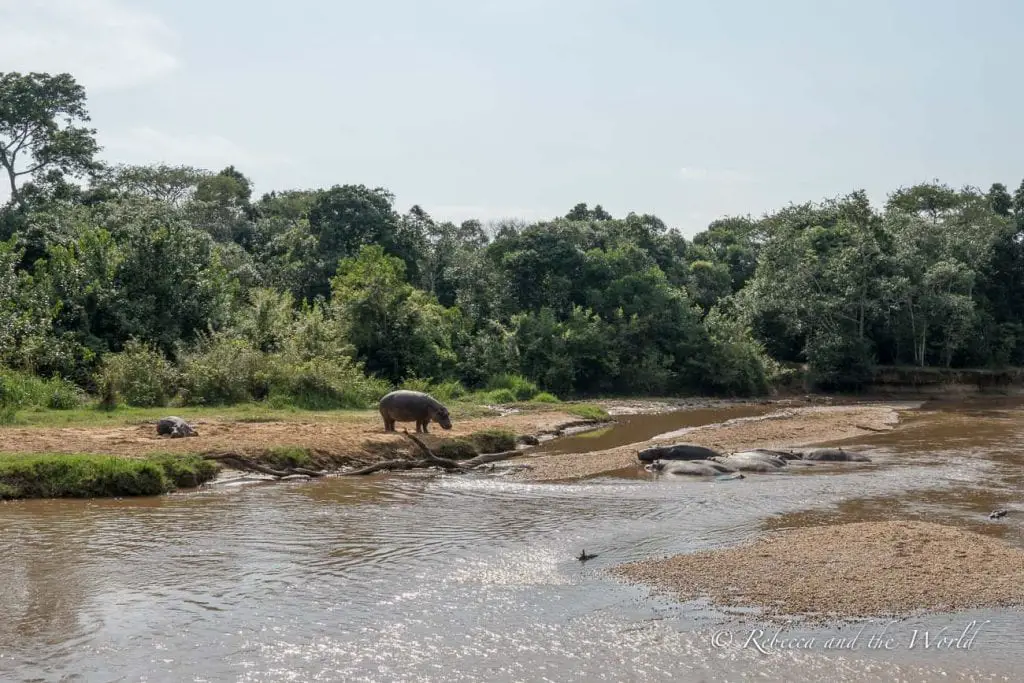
[341,431,522,476]
[202,452,327,478]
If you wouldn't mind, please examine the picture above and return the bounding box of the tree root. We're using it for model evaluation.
[341,432,522,476]
[202,452,327,478]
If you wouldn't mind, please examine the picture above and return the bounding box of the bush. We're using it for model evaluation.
[482,388,516,404]
[97,339,178,407]
[529,391,560,403]
[266,356,391,410]
[147,453,221,488]
[0,368,85,422]
[468,429,517,454]
[436,439,478,460]
[486,373,539,401]
[178,333,265,405]
[805,331,874,392]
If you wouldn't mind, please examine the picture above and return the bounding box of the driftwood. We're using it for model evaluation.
[341,432,521,476]
[203,452,327,478]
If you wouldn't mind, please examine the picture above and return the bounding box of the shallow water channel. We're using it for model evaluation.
[2,398,1023,682]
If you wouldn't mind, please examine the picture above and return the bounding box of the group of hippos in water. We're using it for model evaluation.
[636,442,871,479]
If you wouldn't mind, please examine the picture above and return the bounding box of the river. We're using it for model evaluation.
[1,397,1022,682]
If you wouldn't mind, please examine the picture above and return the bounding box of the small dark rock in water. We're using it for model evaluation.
[989,510,1008,520]
[517,434,541,446]
[578,549,598,562]
[156,416,198,438]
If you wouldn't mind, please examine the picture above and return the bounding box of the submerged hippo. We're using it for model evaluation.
[714,451,789,472]
[748,448,803,461]
[378,390,453,433]
[802,447,871,462]
[637,443,723,463]
[156,416,197,438]
[646,459,743,479]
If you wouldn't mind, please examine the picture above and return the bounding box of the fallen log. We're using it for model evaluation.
[341,432,520,476]
[202,452,327,478]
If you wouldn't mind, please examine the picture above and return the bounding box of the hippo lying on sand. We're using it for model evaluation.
[637,443,723,463]
[378,390,453,433]
[801,447,871,462]
[646,459,744,479]
[713,451,789,472]
[156,416,197,438]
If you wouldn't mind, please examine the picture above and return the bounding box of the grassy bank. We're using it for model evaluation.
[0,397,608,429]
[0,452,220,501]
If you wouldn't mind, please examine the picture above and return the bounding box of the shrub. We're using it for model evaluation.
[529,391,560,403]
[805,331,874,392]
[435,439,478,460]
[483,388,516,404]
[266,356,390,410]
[178,333,265,405]
[0,368,84,422]
[486,373,539,401]
[468,429,517,454]
[427,379,467,402]
[97,339,178,407]
[148,453,221,488]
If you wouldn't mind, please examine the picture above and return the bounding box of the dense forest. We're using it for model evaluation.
[2,71,1024,416]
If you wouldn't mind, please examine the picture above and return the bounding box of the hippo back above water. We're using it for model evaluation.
[378,390,453,433]
[637,443,722,463]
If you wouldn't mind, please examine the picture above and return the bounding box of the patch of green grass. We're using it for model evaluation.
[260,446,314,470]
[529,392,560,404]
[146,453,221,488]
[0,452,221,500]
[435,439,479,460]
[468,429,517,454]
[6,391,514,429]
[485,374,540,401]
[565,403,610,421]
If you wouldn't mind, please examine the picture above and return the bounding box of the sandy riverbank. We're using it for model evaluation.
[512,402,912,482]
[611,520,1024,621]
[0,408,590,466]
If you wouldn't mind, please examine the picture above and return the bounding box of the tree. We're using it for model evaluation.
[91,163,208,205]
[989,182,1012,217]
[0,72,100,208]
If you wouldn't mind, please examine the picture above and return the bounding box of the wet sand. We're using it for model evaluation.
[612,520,1024,621]
[515,402,910,482]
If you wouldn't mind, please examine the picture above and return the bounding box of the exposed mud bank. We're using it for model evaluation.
[611,520,1024,622]
[513,401,915,482]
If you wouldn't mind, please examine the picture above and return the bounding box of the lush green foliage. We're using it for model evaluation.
[0,452,219,499]
[3,72,1024,406]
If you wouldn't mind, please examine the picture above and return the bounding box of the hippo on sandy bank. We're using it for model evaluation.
[646,459,744,479]
[378,390,453,434]
[800,447,871,462]
[637,443,723,463]
[156,416,198,438]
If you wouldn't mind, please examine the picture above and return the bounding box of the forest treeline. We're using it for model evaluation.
[2,71,1024,415]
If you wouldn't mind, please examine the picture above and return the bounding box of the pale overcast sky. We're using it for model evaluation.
[1,0,1022,235]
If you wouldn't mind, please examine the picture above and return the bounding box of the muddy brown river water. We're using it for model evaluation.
[2,397,1023,682]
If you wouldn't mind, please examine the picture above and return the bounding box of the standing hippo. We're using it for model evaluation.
[378,390,453,433]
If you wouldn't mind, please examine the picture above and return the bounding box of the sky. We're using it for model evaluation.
[1,0,1022,235]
